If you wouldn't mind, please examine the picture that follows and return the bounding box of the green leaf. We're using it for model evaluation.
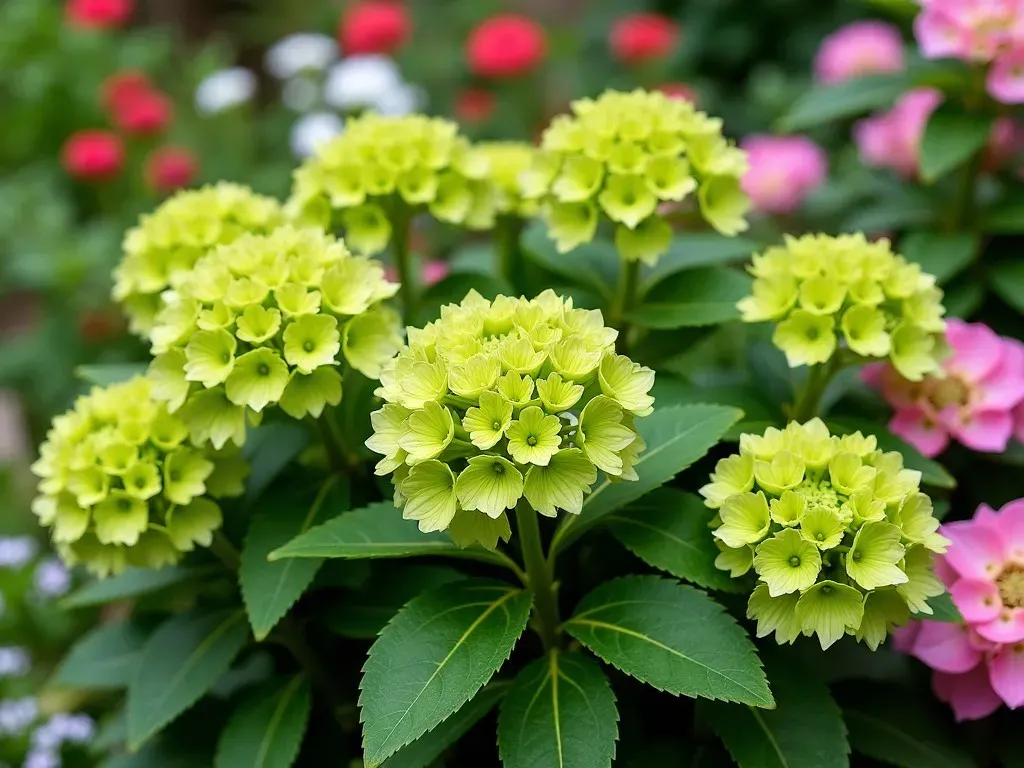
[498,651,619,768]
[448,242,496,276]
[982,196,1024,233]
[900,231,978,284]
[606,489,741,593]
[943,281,985,320]
[919,106,994,182]
[240,478,349,640]
[52,620,147,690]
[779,72,912,131]
[990,261,1024,314]
[127,610,250,749]
[642,235,760,291]
[563,576,773,707]
[521,221,619,300]
[551,404,742,555]
[62,566,202,609]
[381,682,508,768]
[699,652,848,768]
[243,423,311,500]
[912,591,962,623]
[827,417,956,489]
[359,578,532,766]
[214,676,311,768]
[76,363,148,386]
[628,267,751,329]
[651,377,782,438]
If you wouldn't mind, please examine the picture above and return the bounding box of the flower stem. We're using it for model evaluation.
[392,205,417,324]
[611,259,641,351]
[514,500,561,652]
[496,215,523,290]
[210,530,241,571]
[790,359,837,423]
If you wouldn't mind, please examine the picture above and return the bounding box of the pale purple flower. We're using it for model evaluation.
[23,751,58,768]
[0,648,30,678]
[0,698,38,737]
[33,559,71,599]
[0,537,37,569]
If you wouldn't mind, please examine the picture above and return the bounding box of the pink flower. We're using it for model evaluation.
[854,87,942,178]
[898,499,1024,720]
[739,135,827,214]
[814,21,905,84]
[989,49,1024,103]
[864,319,1024,457]
[985,116,1024,168]
[914,0,1022,64]
[383,259,448,287]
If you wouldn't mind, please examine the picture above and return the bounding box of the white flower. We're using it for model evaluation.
[323,55,403,110]
[0,647,29,678]
[0,698,37,737]
[195,67,257,115]
[34,558,71,598]
[265,33,339,79]
[0,536,37,569]
[24,751,58,768]
[290,112,344,159]
[374,83,425,116]
[282,77,320,112]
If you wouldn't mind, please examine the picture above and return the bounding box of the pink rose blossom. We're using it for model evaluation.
[854,88,942,178]
[739,135,827,214]
[897,499,1024,720]
[814,21,905,84]
[864,319,1024,457]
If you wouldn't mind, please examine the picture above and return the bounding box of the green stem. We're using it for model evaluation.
[790,359,837,423]
[210,530,241,571]
[392,205,417,324]
[514,500,561,652]
[495,215,523,290]
[612,259,641,351]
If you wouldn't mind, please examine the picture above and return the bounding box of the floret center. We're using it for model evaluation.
[998,566,1024,608]
[929,376,970,409]
[526,436,538,446]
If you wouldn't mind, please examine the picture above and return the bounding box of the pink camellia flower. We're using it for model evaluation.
[896,498,1024,721]
[854,87,942,178]
[739,134,827,214]
[814,20,905,84]
[864,319,1024,457]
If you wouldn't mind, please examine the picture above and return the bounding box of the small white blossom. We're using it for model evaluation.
[290,112,344,159]
[23,751,58,768]
[374,83,425,116]
[33,558,71,599]
[265,33,339,79]
[0,536,37,569]
[0,647,30,678]
[323,55,403,111]
[195,67,257,115]
[0,698,38,737]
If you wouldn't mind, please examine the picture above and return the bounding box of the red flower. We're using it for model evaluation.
[610,13,679,64]
[146,146,198,193]
[65,0,132,29]
[78,309,123,344]
[339,1,410,55]
[62,131,124,181]
[467,15,547,78]
[455,89,496,124]
[101,70,151,114]
[657,82,697,105]
[112,89,172,136]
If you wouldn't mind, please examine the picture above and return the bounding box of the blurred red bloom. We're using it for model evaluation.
[610,13,679,63]
[146,146,198,193]
[62,131,124,181]
[101,70,151,114]
[65,0,132,29]
[339,1,410,55]
[112,89,172,136]
[467,15,547,78]
[455,89,496,124]
[78,309,123,344]
[657,82,697,105]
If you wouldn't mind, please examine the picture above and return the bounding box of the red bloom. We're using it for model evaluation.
[455,89,496,124]
[339,1,410,55]
[62,131,124,181]
[467,15,547,78]
[101,70,151,114]
[657,82,697,105]
[78,309,124,344]
[146,146,198,193]
[610,13,679,64]
[113,89,172,136]
[65,0,132,29]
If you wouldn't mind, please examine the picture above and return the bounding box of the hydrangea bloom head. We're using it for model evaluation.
[113,183,283,336]
[865,320,1024,457]
[30,377,249,577]
[288,113,494,254]
[146,226,401,447]
[814,20,905,84]
[897,498,1024,720]
[740,135,827,215]
[702,419,948,650]
[737,233,947,379]
[367,289,654,548]
[527,89,749,265]
[854,87,942,178]
[476,142,538,218]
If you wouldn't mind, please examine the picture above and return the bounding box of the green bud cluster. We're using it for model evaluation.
[367,289,654,549]
[523,88,750,265]
[738,233,947,380]
[30,377,249,577]
[147,226,402,448]
[701,419,948,650]
[113,183,284,336]
[476,142,538,218]
[287,113,495,255]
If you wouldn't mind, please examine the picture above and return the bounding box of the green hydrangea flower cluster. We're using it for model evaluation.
[476,142,538,218]
[737,233,947,380]
[287,113,494,255]
[366,289,654,549]
[523,88,750,265]
[30,377,249,577]
[701,419,948,651]
[113,183,284,337]
[147,226,402,448]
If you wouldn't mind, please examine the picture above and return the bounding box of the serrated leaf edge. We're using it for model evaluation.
[213,675,311,768]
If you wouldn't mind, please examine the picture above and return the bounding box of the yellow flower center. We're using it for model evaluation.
[998,566,1024,609]
[928,376,970,409]
[795,478,841,513]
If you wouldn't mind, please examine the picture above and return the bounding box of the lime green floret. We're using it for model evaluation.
[146,226,402,448]
[29,377,249,578]
[113,183,284,337]
[287,113,495,255]
[701,419,949,651]
[366,289,655,549]
[737,233,947,380]
[476,141,538,218]
[524,88,750,265]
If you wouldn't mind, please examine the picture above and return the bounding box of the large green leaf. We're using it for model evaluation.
[900,231,978,285]
[651,377,782,438]
[779,72,912,131]
[912,591,962,623]
[699,652,848,768]
[76,363,148,386]
[990,260,1024,314]
[214,676,311,768]
[606,489,741,593]
[359,578,532,766]
[919,106,994,182]
[628,267,751,329]
[240,478,349,640]
[127,610,250,749]
[520,221,619,300]
[551,404,742,555]
[642,235,760,291]
[52,620,147,690]
[827,417,955,489]
[563,576,772,707]
[62,567,203,609]
[498,651,618,768]
[242,423,311,500]
[381,682,508,768]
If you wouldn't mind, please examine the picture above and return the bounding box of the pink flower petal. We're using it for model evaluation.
[933,664,1004,721]
[945,319,1003,383]
[892,621,922,653]
[976,608,1024,644]
[989,643,1024,708]
[944,407,1014,453]
[890,407,950,457]
[951,578,1002,623]
[942,521,1007,580]
[1015,400,1024,443]
[914,8,971,60]
[935,553,959,588]
[996,499,1024,561]
[912,620,984,673]
[976,338,1024,411]
[989,50,1024,105]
